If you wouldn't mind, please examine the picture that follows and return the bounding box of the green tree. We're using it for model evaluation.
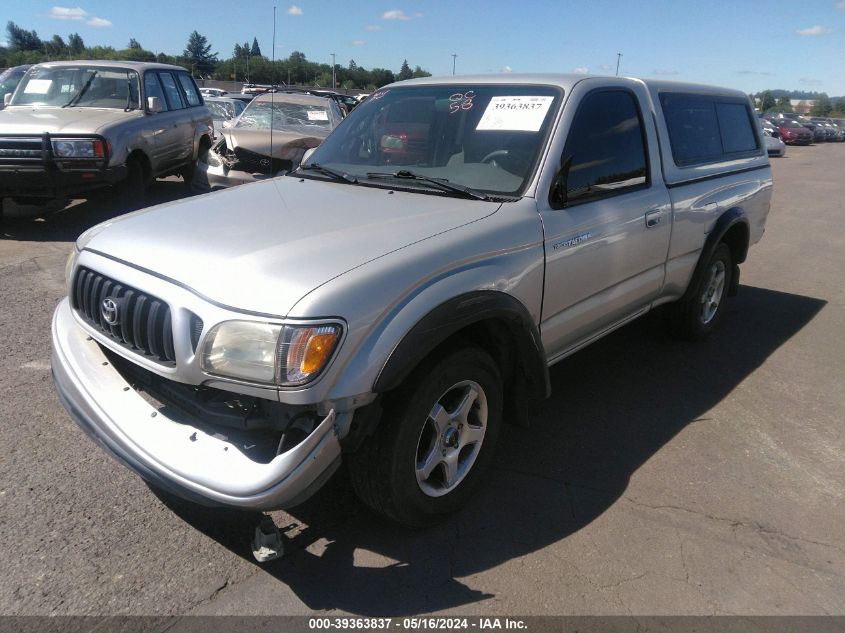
[128,38,142,50]
[810,93,832,116]
[6,21,42,51]
[397,59,413,81]
[759,91,776,111]
[183,30,218,77]
[348,59,357,71]
[67,33,84,55]
[250,37,261,57]
[411,65,431,79]
[371,67,396,87]
[233,43,243,59]
[45,34,66,59]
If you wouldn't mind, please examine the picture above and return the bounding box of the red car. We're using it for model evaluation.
[773,119,813,145]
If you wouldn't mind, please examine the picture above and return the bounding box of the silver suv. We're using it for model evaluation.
[0,61,212,215]
[52,74,771,527]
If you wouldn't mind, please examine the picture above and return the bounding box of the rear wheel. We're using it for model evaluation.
[348,346,503,527]
[669,243,732,340]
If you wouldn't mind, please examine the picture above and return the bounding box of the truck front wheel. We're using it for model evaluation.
[670,243,733,340]
[115,159,146,211]
[348,347,503,527]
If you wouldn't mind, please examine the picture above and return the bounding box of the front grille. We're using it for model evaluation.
[0,136,45,165]
[71,267,176,365]
[232,147,291,175]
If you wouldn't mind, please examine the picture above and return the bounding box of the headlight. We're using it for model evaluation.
[64,248,79,285]
[200,321,341,386]
[51,139,105,159]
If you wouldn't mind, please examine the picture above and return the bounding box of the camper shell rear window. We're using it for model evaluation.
[660,93,760,167]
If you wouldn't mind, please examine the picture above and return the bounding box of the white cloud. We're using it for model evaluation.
[599,64,611,70]
[502,65,512,73]
[48,7,111,27]
[86,16,111,27]
[366,24,382,31]
[836,1,845,9]
[48,6,87,20]
[351,40,365,47]
[288,5,303,15]
[796,25,831,35]
[573,67,589,74]
[736,70,773,76]
[653,69,680,75]
[800,77,824,85]
[383,9,415,20]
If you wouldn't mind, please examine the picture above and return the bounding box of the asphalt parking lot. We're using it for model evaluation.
[1,144,843,617]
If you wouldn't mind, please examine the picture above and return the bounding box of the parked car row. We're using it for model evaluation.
[759,112,845,151]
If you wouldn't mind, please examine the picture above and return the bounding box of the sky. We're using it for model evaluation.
[3,0,844,96]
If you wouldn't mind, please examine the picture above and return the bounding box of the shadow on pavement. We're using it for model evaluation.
[0,179,190,243]
[154,284,826,614]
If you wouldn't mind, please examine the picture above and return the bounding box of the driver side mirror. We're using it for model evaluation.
[302,147,317,164]
[550,155,573,209]
[3,93,11,106]
[147,96,163,113]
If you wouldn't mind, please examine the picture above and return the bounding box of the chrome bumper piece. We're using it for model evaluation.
[51,298,342,510]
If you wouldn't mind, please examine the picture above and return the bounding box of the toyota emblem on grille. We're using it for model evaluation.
[101,298,119,325]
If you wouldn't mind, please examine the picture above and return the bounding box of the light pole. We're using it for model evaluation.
[615,52,622,77]
[452,53,457,75]
[331,52,336,90]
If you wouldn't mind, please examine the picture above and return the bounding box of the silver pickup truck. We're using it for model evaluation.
[51,74,771,527]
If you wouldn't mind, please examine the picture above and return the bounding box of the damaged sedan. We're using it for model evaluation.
[193,92,342,191]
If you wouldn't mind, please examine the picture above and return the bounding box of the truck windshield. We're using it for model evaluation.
[236,100,334,133]
[300,84,561,197]
[12,66,141,109]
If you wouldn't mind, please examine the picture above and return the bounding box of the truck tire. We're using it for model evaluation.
[348,346,503,527]
[116,159,146,211]
[669,243,733,340]
[182,138,211,192]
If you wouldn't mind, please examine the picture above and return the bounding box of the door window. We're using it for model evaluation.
[177,73,202,107]
[144,72,168,111]
[558,90,648,205]
[157,72,186,110]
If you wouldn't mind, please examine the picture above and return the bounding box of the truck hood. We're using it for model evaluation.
[0,106,140,134]
[84,176,501,316]
[223,127,328,161]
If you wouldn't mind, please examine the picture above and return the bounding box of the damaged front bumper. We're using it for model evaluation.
[51,298,342,510]
[191,157,274,193]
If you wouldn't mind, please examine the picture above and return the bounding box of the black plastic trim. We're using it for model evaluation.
[682,208,749,302]
[665,163,769,189]
[374,291,550,401]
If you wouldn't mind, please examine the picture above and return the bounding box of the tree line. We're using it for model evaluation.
[752,90,845,118]
[1,22,430,90]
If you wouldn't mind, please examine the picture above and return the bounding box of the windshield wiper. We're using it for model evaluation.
[365,170,490,201]
[63,71,98,108]
[297,162,358,183]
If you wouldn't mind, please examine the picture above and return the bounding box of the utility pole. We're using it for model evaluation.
[331,52,336,89]
[452,53,457,75]
[615,52,622,77]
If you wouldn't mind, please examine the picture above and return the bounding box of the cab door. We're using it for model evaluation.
[143,71,190,172]
[537,84,671,360]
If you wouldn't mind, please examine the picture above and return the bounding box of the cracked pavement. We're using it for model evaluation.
[1,145,843,616]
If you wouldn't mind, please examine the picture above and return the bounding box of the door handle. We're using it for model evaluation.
[645,209,662,228]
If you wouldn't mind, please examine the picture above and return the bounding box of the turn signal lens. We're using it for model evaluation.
[277,325,341,386]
